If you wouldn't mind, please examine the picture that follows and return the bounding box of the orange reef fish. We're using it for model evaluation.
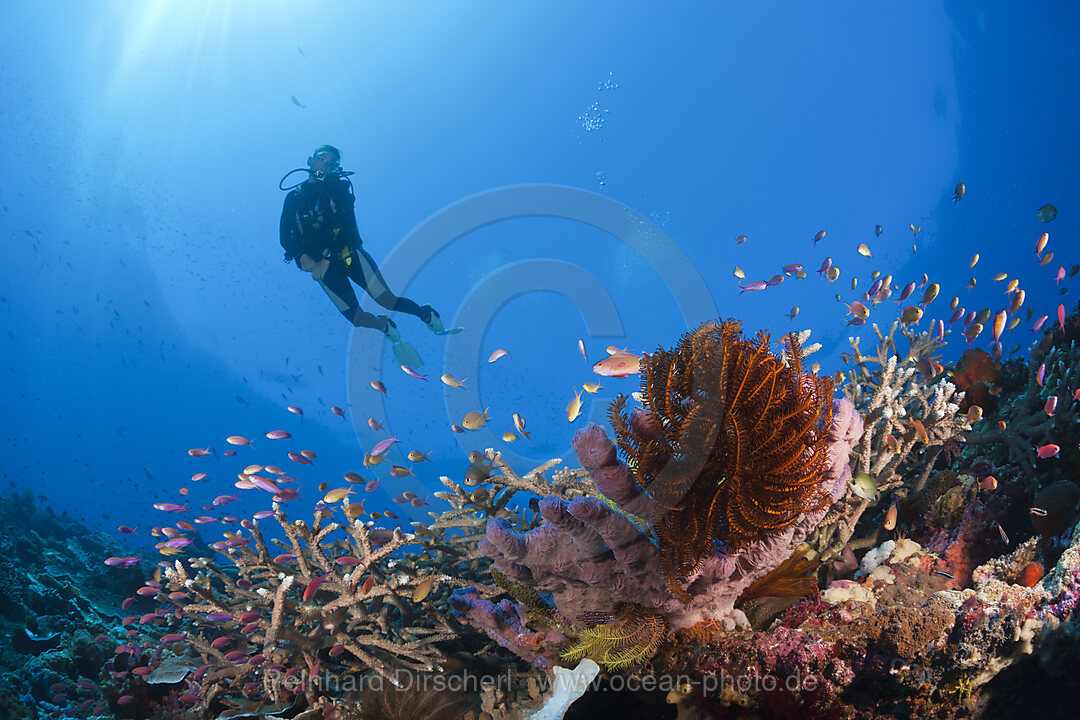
[323,488,353,503]
[462,409,490,430]
[593,352,641,378]
[567,390,583,422]
[370,380,388,396]
[441,373,468,388]
[513,413,530,440]
[1036,444,1060,459]
[1036,232,1049,255]
[883,503,898,530]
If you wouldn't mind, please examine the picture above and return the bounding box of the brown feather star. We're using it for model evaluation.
[609,319,834,600]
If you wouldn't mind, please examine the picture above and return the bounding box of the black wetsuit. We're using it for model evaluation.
[279,174,425,331]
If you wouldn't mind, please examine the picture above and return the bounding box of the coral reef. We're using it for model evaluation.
[140,501,503,717]
[966,314,1080,477]
[468,321,862,674]
[810,321,970,561]
[0,491,143,719]
[16,310,1080,720]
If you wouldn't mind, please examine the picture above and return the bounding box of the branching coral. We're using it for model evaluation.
[965,335,1080,476]
[609,319,835,598]
[811,321,970,561]
[133,502,505,716]
[421,453,594,561]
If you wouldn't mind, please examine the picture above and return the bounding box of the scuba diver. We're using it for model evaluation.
[279,145,460,367]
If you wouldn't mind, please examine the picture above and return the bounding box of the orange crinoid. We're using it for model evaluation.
[609,319,834,600]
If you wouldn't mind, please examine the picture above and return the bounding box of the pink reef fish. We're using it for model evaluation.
[287,451,311,465]
[739,282,768,293]
[153,503,187,513]
[1033,315,1048,332]
[400,365,428,380]
[370,380,388,396]
[817,257,832,276]
[265,430,291,440]
[1045,396,1058,417]
[331,406,345,417]
[1059,304,1066,332]
[302,571,334,602]
[286,405,303,416]
[896,282,916,304]
[371,435,399,457]
[104,555,142,568]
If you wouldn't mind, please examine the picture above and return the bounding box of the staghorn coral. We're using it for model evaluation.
[123,502,507,717]
[811,321,970,561]
[420,452,594,561]
[609,319,835,598]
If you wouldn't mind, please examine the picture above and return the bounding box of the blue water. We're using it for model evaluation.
[1,2,1076,551]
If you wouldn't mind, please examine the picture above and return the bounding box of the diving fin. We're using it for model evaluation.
[392,340,423,368]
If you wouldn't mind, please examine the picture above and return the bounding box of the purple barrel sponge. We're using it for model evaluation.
[448,588,564,668]
[480,397,863,632]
